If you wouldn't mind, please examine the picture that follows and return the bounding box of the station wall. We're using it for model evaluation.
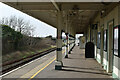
[87,5,120,79]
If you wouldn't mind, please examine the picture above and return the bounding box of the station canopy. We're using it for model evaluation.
[3,1,119,34]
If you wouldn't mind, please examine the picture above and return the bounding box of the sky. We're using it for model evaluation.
[0,2,57,37]
[0,2,83,38]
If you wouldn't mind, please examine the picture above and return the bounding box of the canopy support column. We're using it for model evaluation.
[65,33,68,58]
[68,34,71,54]
[100,27,104,66]
[55,11,63,70]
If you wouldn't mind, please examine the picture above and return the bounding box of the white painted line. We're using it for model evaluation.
[0,51,55,78]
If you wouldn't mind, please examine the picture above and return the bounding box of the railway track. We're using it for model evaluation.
[1,47,57,74]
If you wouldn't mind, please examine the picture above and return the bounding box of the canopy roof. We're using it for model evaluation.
[3,2,118,34]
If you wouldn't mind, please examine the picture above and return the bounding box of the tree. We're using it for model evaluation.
[0,15,34,37]
[2,25,23,50]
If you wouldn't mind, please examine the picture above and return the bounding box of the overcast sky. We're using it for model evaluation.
[0,2,83,38]
[0,2,57,37]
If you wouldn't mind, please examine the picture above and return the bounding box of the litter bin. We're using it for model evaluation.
[85,42,94,58]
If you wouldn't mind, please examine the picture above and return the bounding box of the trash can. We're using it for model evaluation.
[85,42,95,58]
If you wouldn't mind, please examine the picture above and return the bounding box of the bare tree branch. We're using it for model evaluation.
[0,15,34,36]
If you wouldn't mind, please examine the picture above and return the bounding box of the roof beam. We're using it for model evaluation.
[61,3,105,11]
[12,5,56,11]
[51,0,60,11]
[13,4,104,11]
[5,2,107,11]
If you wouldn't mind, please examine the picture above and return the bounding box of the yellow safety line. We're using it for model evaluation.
[28,57,56,80]
[28,50,65,80]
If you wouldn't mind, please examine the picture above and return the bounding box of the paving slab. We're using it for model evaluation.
[35,46,113,78]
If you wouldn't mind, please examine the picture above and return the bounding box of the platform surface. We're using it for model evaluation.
[2,46,113,79]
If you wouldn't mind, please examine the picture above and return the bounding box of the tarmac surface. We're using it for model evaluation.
[2,46,113,79]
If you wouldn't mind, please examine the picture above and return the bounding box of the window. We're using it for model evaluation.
[97,32,101,49]
[104,30,107,51]
[114,26,119,57]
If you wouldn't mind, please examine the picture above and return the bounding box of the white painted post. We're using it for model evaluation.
[68,35,71,54]
[100,27,104,65]
[107,21,114,73]
[94,26,98,59]
[55,11,63,70]
[65,33,68,58]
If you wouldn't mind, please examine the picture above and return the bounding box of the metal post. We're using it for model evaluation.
[68,34,71,54]
[65,33,68,58]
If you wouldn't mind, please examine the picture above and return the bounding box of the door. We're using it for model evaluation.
[107,20,114,73]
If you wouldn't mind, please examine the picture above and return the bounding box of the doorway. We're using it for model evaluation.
[107,19,114,73]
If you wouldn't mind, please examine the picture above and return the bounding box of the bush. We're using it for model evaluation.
[2,25,23,54]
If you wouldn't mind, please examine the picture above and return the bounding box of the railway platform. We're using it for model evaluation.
[2,46,113,79]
